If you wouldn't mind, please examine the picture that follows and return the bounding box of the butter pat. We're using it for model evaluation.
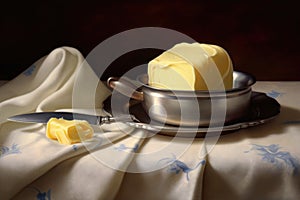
[46,118,94,145]
[148,43,233,90]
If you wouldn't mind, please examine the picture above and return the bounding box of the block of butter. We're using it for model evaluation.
[148,43,233,90]
[46,118,94,145]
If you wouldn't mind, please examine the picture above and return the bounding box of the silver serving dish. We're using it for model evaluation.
[107,71,256,127]
[102,92,280,137]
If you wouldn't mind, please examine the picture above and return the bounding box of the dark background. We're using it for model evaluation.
[1,0,299,81]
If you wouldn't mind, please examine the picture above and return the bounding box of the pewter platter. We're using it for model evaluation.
[103,92,280,137]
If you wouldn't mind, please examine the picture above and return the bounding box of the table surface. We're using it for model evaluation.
[1,47,300,200]
[1,80,300,200]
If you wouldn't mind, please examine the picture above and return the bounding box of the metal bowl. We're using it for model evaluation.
[107,71,256,127]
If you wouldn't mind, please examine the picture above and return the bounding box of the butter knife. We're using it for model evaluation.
[8,112,137,125]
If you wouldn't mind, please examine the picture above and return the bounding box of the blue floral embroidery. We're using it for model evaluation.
[29,186,51,200]
[266,90,283,99]
[23,64,36,76]
[36,189,51,200]
[114,143,138,152]
[245,144,300,175]
[72,144,78,151]
[0,144,21,158]
[26,186,52,200]
[158,154,206,181]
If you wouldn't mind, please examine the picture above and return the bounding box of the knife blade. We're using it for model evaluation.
[7,112,136,125]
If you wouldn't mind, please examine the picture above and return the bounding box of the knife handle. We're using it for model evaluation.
[97,114,137,125]
[97,116,112,125]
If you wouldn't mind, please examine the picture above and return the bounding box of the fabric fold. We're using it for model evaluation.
[0,47,90,123]
[0,46,116,199]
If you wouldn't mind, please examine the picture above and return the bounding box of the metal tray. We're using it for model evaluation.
[103,91,280,137]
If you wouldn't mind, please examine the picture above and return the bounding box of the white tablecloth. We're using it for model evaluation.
[0,47,299,200]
